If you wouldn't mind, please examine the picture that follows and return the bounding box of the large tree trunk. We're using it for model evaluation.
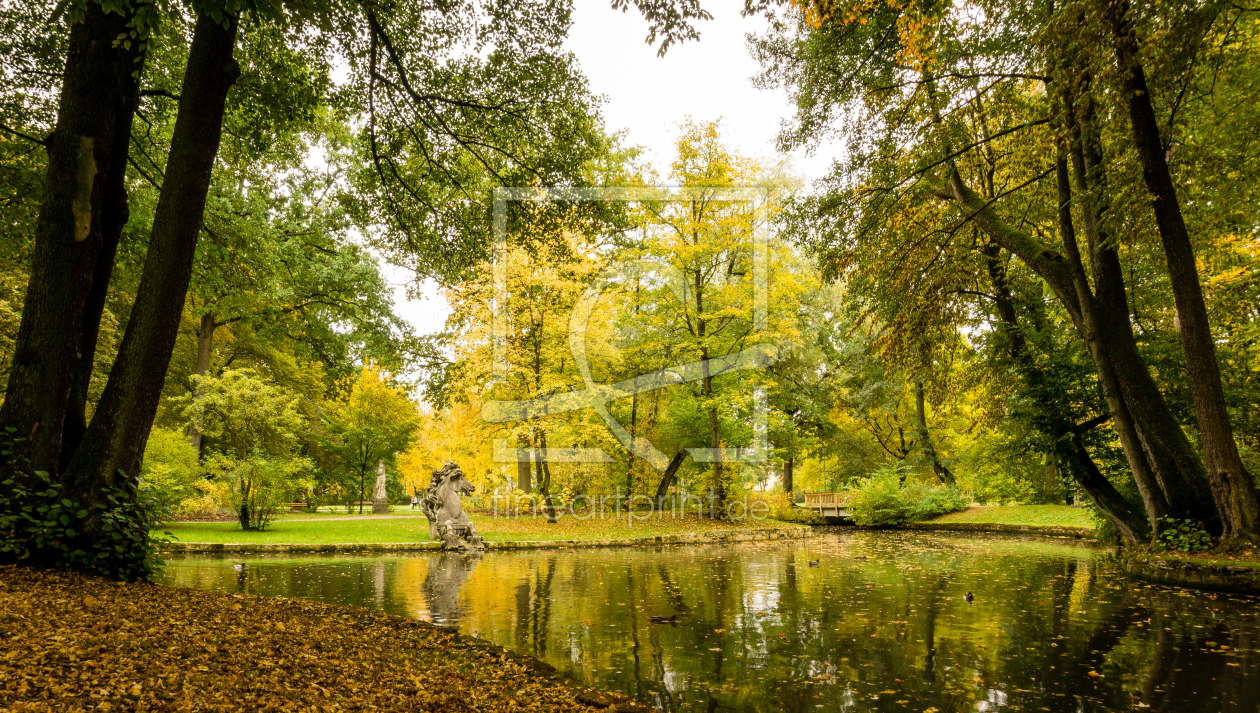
[0,2,144,478]
[62,12,240,536]
[1066,105,1216,527]
[782,455,794,495]
[982,237,1150,544]
[1055,152,1168,533]
[1108,1,1260,540]
[1063,427,1150,543]
[913,378,955,487]
[187,313,216,452]
[940,157,1216,533]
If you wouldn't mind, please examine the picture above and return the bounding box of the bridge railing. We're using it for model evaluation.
[803,491,854,508]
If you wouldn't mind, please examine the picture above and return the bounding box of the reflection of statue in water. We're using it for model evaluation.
[421,461,485,550]
[372,460,390,514]
[423,552,479,625]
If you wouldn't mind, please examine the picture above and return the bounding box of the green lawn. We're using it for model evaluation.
[160,517,433,544]
[270,509,429,518]
[159,513,793,545]
[925,505,1095,529]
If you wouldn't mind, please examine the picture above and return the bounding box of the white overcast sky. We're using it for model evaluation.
[384,0,839,337]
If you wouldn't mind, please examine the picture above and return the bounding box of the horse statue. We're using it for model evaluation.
[420,461,485,551]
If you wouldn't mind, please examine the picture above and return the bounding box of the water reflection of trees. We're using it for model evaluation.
[160,536,1260,713]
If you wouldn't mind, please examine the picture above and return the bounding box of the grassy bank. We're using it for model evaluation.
[924,505,1095,530]
[0,565,645,712]
[159,513,791,545]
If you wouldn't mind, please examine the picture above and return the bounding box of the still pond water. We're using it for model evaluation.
[158,531,1260,712]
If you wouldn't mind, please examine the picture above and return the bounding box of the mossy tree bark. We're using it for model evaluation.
[912,377,955,487]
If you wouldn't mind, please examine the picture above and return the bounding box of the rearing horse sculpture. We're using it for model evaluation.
[421,461,485,551]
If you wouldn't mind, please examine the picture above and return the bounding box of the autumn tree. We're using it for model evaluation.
[749,0,1260,541]
[0,0,610,577]
[322,364,419,514]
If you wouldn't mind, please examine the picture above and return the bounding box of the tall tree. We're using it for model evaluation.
[0,0,146,477]
[1,0,611,576]
[750,0,1257,538]
[62,8,241,546]
[1103,0,1260,540]
[322,364,419,514]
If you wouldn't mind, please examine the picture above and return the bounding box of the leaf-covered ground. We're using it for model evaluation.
[1138,547,1260,567]
[926,505,1094,529]
[159,513,790,545]
[0,566,648,712]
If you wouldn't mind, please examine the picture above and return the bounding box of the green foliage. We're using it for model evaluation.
[140,426,203,512]
[0,432,170,581]
[848,465,915,527]
[320,364,419,510]
[744,488,817,524]
[179,369,312,530]
[209,452,311,531]
[849,462,967,527]
[912,483,968,521]
[1158,517,1213,553]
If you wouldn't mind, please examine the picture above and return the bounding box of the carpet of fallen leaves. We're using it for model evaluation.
[0,566,649,712]
[1148,547,1260,567]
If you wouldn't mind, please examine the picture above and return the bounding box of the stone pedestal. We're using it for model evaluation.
[373,498,390,514]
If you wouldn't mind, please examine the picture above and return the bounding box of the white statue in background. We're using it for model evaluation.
[372,459,389,514]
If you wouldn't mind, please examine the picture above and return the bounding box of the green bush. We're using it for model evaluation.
[746,489,817,524]
[848,462,967,527]
[910,482,968,520]
[1,430,170,580]
[205,452,312,531]
[1158,516,1212,552]
[848,466,915,527]
[140,427,203,512]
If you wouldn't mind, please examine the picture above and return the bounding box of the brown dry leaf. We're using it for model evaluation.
[0,566,649,712]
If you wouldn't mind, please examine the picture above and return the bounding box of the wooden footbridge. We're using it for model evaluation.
[803,491,854,519]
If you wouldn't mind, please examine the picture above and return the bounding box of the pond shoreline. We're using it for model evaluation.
[160,524,813,553]
[1122,551,1260,595]
[903,521,1096,539]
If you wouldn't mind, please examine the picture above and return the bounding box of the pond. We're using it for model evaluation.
[157,531,1260,712]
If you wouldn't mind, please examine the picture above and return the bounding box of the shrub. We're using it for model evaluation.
[746,489,816,524]
[178,475,234,519]
[910,483,968,520]
[1158,516,1212,552]
[207,452,312,531]
[1,430,170,580]
[140,427,203,513]
[848,466,915,527]
[848,462,967,527]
